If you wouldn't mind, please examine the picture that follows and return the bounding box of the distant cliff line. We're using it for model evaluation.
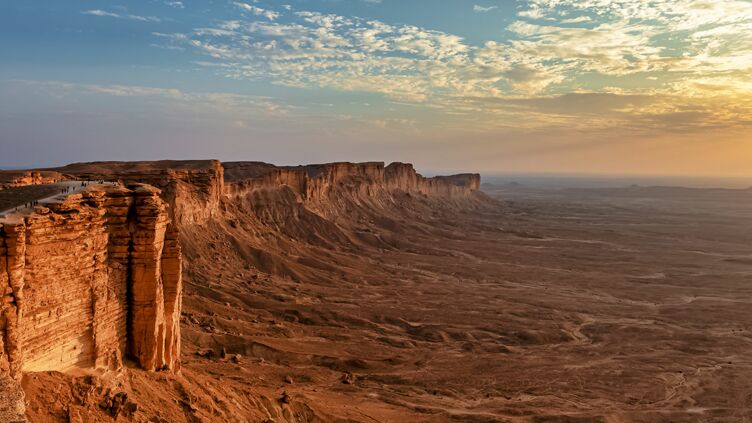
[0,159,481,374]
[34,160,481,226]
[0,160,484,421]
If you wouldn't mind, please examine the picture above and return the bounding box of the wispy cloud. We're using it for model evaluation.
[82,9,161,23]
[234,2,280,21]
[139,0,752,133]
[82,9,120,18]
[473,5,498,13]
[13,80,293,118]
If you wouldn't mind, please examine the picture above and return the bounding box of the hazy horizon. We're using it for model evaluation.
[3,159,751,190]
[2,1,751,175]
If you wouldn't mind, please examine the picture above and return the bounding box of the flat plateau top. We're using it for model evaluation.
[0,181,116,222]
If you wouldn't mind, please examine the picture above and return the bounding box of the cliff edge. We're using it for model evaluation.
[0,159,484,422]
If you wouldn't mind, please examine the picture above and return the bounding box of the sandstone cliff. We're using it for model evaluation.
[1,161,479,378]
[53,160,224,226]
[0,183,181,378]
[224,161,479,200]
[1,159,483,422]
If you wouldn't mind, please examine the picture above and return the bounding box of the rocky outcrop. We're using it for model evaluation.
[0,184,181,379]
[52,160,224,226]
[225,161,480,202]
[0,159,481,422]
[124,185,182,371]
[0,159,476,376]
[385,162,480,195]
[0,171,65,190]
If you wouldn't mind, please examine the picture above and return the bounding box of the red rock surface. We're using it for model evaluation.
[1,160,485,422]
[0,183,182,382]
[2,160,749,422]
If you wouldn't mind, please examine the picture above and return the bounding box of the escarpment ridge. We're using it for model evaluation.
[0,159,484,421]
[222,161,480,198]
[50,160,481,220]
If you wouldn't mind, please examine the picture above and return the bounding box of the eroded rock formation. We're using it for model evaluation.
[0,183,181,379]
[0,160,476,380]
[53,160,224,226]
[0,158,487,422]
[224,161,480,201]
[0,159,480,421]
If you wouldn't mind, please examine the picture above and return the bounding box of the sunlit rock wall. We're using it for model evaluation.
[225,161,481,201]
[0,183,181,379]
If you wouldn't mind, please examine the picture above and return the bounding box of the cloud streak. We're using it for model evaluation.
[234,2,280,21]
[82,9,161,23]
[473,5,498,12]
[11,80,293,118]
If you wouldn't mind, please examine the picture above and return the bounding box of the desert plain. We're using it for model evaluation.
[8,172,752,422]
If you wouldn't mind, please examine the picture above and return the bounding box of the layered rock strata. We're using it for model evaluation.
[224,161,481,201]
[3,160,477,374]
[0,183,181,378]
[54,161,480,223]
[53,160,224,226]
[0,159,479,421]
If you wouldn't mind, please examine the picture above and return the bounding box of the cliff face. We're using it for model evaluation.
[0,159,486,422]
[53,160,480,219]
[0,184,181,378]
[52,160,224,226]
[224,161,480,202]
[1,161,479,374]
[385,162,481,195]
[2,160,479,374]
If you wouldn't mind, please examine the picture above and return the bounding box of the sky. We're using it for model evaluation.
[0,0,751,176]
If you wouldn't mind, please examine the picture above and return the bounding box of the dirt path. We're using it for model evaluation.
[0,181,108,219]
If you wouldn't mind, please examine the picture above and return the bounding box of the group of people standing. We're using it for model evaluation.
[9,180,117,215]
[16,200,39,211]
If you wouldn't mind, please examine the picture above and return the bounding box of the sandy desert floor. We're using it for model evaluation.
[24,184,752,422]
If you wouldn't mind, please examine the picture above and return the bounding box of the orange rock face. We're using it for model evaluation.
[0,183,181,379]
[224,161,480,201]
[1,160,476,386]
[53,160,224,226]
[0,159,482,421]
